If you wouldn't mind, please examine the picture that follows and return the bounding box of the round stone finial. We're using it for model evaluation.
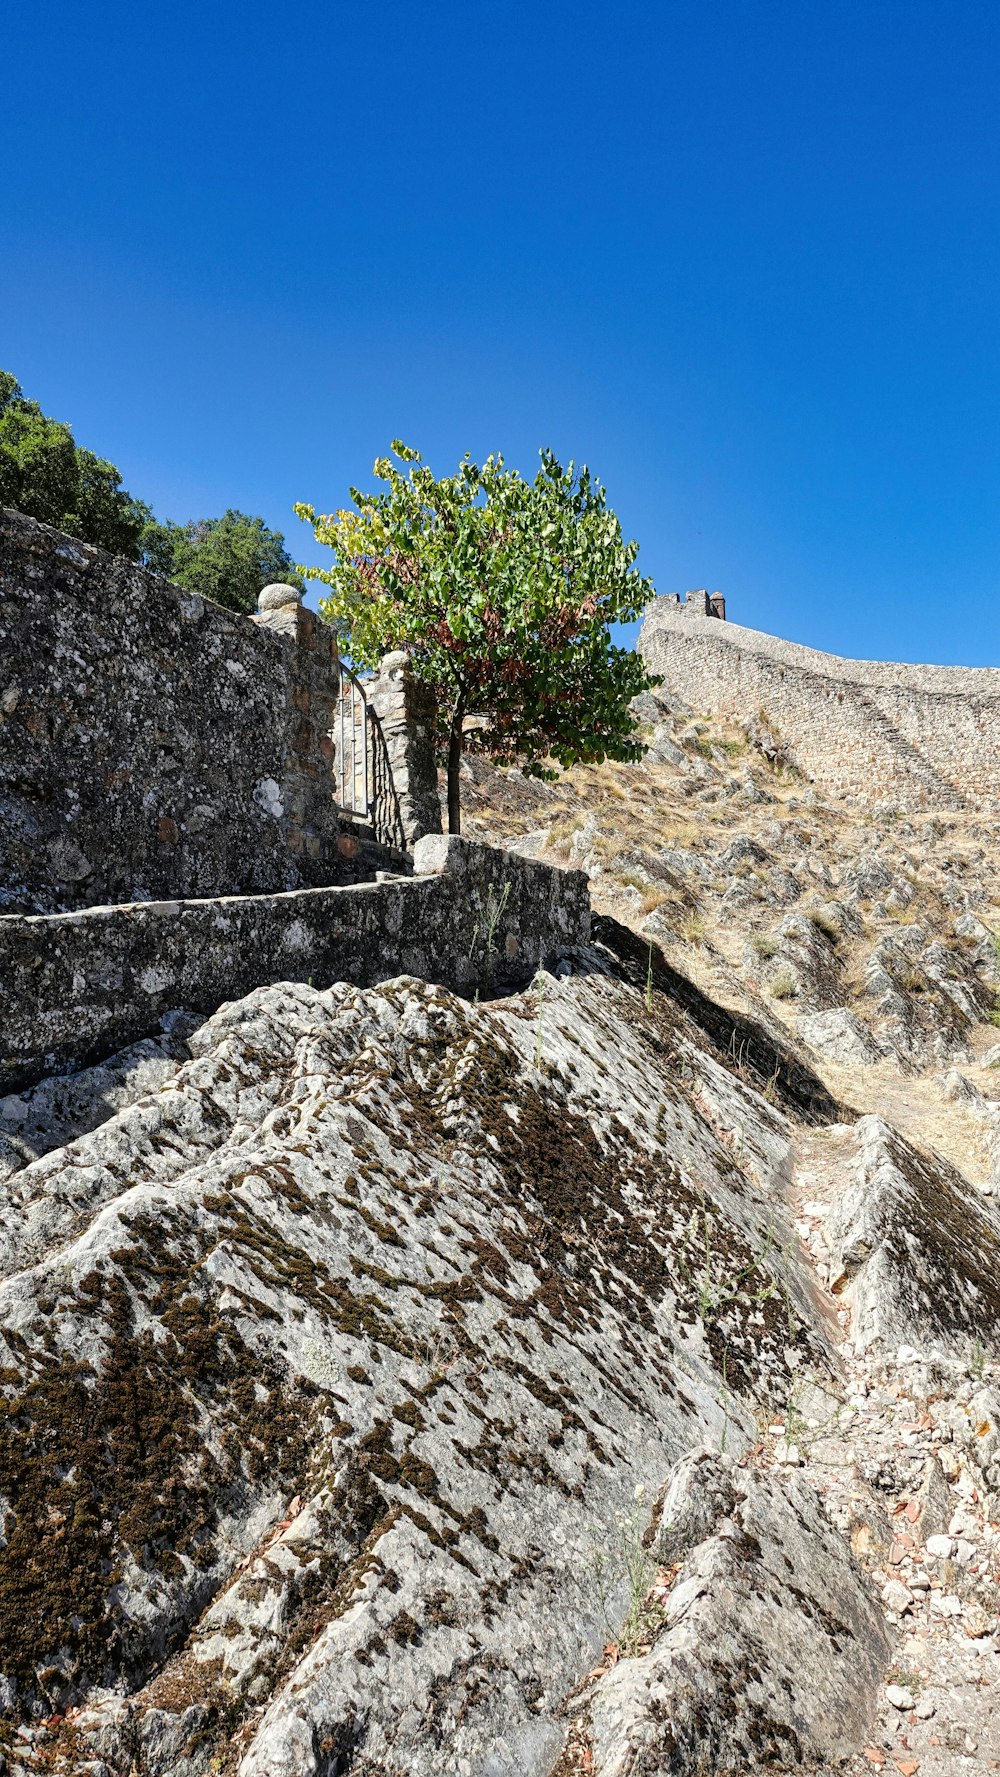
[258,582,303,614]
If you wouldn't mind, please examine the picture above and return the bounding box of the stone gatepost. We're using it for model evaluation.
[253,583,342,878]
[367,651,442,846]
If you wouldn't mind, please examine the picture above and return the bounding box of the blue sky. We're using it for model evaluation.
[4,1,1000,664]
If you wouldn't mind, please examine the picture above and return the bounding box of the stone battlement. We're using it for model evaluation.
[639,596,1000,808]
[0,506,445,915]
[660,588,728,620]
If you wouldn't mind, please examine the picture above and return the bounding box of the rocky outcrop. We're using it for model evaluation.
[0,958,834,1775]
[797,1006,886,1066]
[827,1115,1000,1358]
[464,684,1000,1078]
[588,1451,889,1775]
[0,1015,198,1182]
[16,620,1000,1773]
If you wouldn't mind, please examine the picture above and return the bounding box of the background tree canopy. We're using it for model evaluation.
[0,371,145,558]
[137,511,303,614]
[0,370,301,613]
[296,443,658,832]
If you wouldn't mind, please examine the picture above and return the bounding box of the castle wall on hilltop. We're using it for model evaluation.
[639,596,1000,808]
[0,506,345,914]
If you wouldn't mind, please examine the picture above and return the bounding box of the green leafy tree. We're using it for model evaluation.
[296,443,658,833]
[138,509,304,614]
[0,370,145,557]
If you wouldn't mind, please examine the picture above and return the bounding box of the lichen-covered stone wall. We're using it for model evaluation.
[368,650,442,847]
[0,836,589,1090]
[0,507,343,914]
[640,598,1000,808]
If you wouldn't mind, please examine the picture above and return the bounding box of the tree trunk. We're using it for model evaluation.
[446,700,465,835]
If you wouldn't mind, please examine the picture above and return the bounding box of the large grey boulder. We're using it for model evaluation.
[827,1115,1000,1357]
[797,1007,886,1067]
[0,1014,198,1181]
[588,1450,889,1775]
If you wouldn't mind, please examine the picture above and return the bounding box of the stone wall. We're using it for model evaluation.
[0,507,344,914]
[368,651,443,848]
[0,837,590,1091]
[639,597,1000,809]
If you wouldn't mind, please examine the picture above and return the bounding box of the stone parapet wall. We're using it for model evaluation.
[0,837,589,1091]
[639,599,1000,808]
[0,508,343,914]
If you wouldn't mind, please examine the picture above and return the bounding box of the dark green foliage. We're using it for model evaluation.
[0,371,145,557]
[138,509,304,614]
[0,371,299,615]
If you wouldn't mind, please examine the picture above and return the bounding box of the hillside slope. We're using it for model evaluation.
[461,687,1000,1183]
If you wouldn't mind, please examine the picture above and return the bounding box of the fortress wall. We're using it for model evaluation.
[0,507,343,915]
[639,603,1000,808]
[0,837,590,1092]
[862,682,1000,800]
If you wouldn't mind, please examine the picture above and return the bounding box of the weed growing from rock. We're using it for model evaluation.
[532,968,548,1070]
[587,1485,665,1658]
[677,1194,785,1333]
[471,881,512,992]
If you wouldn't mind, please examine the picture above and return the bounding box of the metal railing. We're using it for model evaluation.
[332,665,407,851]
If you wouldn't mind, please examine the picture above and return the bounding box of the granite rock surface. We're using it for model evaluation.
[0,956,833,1775]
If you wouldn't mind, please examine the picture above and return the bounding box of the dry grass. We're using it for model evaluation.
[807,907,842,946]
[658,818,702,849]
[613,872,670,918]
[769,967,800,1001]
